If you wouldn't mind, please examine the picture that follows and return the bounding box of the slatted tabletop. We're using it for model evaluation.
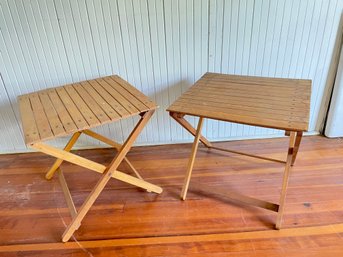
[18,75,157,145]
[167,72,311,131]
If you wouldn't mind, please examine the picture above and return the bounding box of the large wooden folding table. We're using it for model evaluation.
[18,75,163,242]
[167,72,311,229]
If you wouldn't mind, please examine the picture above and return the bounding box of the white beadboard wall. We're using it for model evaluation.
[0,0,342,153]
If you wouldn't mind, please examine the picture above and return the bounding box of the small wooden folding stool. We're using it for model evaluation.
[18,75,163,242]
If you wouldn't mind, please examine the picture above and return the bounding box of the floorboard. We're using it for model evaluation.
[0,136,342,256]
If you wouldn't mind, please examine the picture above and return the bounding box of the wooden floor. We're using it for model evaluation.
[0,135,342,256]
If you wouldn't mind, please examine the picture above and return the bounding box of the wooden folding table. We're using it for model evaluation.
[167,72,311,229]
[18,75,163,242]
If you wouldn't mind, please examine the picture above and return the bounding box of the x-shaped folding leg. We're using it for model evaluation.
[170,112,303,229]
[45,130,144,181]
[31,110,162,242]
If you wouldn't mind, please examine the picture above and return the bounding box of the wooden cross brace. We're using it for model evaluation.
[30,110,162,242]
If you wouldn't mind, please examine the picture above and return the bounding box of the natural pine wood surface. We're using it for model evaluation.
[167,72,311,131]
[0,135,342,256]
[18,75,157,145]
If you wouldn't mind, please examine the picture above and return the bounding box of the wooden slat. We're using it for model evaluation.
[111,75,157,109]
[96,78,139,114]
[199,78,310,92]
[168,73,310,132]
[17,75,157,144]
[38,91,65,136]
[88,79,131,117]
[177,95,309,119]
[17,95,40,144]
[80,81,121,121]
[168,103,308,131]
[201,73,311,87]
[187,86,309,103]
[199,75,310,88]
[55,87,89,129]
[171,101,308,124]
[28,94,54,140]
[72,83,112,123]
[64,84,101,126]
[47,89,78,133]
[104,76,149,112]
[175,98,309,122]
[203,72,311,87]
[181,90,309,110]
[179,93,309,117]
[170,101,309,129]
[196,81,311,98]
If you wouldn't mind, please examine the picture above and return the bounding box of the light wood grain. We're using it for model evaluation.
[57,169,78,220]
[47,89,78,133]
[64,85,101,126]
[72,83,111,123]
[111,75,157,109]
[80,81,121,121]
[45,132,82,180]
[96,78,139,114]
[167,72,311,131]
[275,131,296,229]
[62,110,157,242]
[28,94,54,140]
[31,142,106,173]
[170,112,212,147]
[88,79,131,117]
[170,103,308,131]
[82,129,144,180]
[38,92,65,136]
[17,95,40,144]
[181,117,204,200]
[56,87,89,129]
[104,76,149,112]
[17,76,161,242]
[17,75,158,145]
[1,223,342,253]
[203,72,311,86]
[175,96,308,121]
[291,131,303,166]
[0,136,342,256]
[168,72,311,231]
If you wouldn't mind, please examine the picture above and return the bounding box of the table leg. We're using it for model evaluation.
[291,131,303,166]
[45,132,82,180]
[275,131,296,229]
[62,110,155,242]
[82,129,143,180]
[170,112,211,148]
[181,117,204,200]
